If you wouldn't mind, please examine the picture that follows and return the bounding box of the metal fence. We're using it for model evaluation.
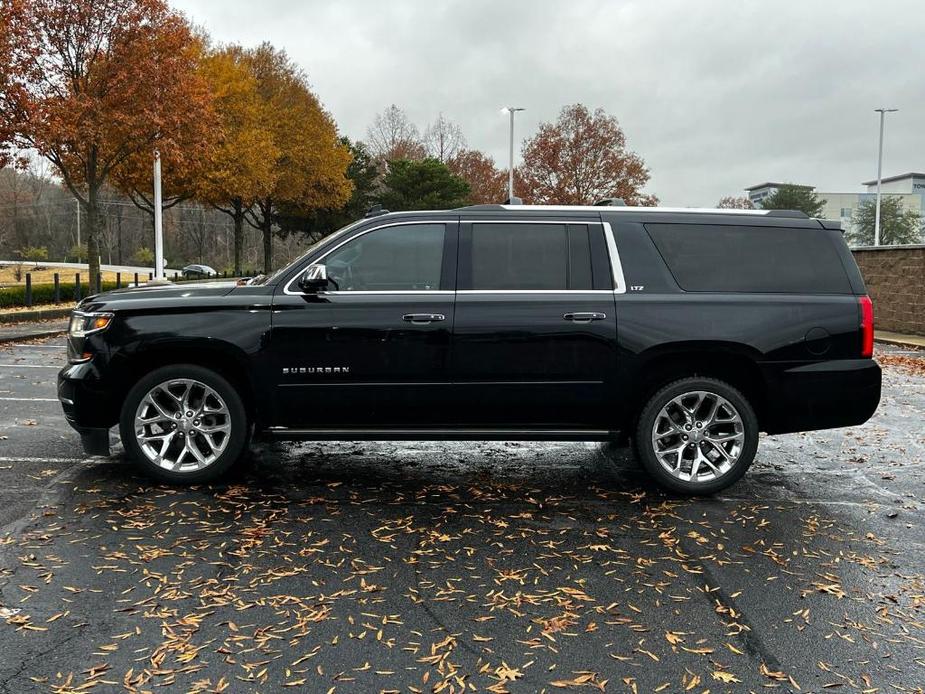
[0,270,257,309]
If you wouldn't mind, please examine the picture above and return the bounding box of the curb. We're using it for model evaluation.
[0,307,72,325]
[875,336,924,351]
[0,328,67,345]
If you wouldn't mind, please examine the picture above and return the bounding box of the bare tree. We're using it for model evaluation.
[365,105,425,161]
[423,113,466,163]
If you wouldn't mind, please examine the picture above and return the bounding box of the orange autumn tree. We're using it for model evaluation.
[111,34,217,221]
[0,0,214,287]
[518,104,657,206]
[241,44,352,274]
[447,149,508,204]
[196,46,277,276]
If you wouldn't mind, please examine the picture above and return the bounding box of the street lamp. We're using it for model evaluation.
[501,106,525,201]
[873,107,898,246]
[153,150,164,279]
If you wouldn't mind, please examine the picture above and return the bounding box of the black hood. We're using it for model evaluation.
[76,280,240,312]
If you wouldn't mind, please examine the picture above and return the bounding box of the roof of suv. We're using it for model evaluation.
[456,204,807,218]
[360,204,834,229]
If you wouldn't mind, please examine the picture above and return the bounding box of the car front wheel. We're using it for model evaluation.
[634,377,758,495]
[120,364,248,484]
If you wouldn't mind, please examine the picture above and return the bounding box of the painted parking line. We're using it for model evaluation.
[0,398,58,402]
[0,364,60,369]
[0,456,87,464]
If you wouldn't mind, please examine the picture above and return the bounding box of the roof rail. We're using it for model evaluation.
[364,204,389,218]
[451,203,812,218]
[764,209,808,219]
[593,198,626,206]
[454,204,509,211]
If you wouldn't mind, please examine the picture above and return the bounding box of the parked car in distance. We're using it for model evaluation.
[181,264,217,279]
[58,203,880,494]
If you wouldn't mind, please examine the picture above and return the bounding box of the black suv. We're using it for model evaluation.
[58,204,881,494]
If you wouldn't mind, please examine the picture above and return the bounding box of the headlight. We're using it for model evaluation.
[68,311,114,338]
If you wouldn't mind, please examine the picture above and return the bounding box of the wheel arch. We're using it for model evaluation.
[624,341,767,432]
[110,340,259,425]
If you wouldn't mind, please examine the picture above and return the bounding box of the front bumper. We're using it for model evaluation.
[763,358,881,435]
[58,364,115,455]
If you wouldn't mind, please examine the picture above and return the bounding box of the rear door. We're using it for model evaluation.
[450,218,618,428]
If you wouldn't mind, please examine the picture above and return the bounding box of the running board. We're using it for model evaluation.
[262,428,615,442]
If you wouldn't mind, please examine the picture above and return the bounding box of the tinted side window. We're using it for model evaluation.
[567,224,593,290]
[323,223,445,291]
[469,223,594,290]
[645,224,852,294]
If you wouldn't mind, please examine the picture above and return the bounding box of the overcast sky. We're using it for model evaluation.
[172,0,924,207]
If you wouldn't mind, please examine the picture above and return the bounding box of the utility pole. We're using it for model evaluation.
[153,150,164,279]
[873,108,898,246]
[75,199,80,257]
[501,107,525,200]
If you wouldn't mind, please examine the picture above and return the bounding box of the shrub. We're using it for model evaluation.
[69,244,84,262]
[133,247,155,266]
[19,246,49,264]
[0,281,120,308]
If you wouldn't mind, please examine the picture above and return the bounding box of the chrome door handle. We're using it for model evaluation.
[402,313,446,324]
[563,312,606,323]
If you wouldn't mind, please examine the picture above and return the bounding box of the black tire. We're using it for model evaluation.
[119,364,249,484]
[633,377,758,495]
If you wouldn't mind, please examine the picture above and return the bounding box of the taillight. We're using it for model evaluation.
[859,295,874,358]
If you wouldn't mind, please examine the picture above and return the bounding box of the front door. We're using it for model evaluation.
[451,219,617,428]
[269,220,457,428]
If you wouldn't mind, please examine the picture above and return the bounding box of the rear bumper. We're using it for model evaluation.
[763,358,881,435]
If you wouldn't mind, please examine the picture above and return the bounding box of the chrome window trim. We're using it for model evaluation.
[282,220,456,296]
[602,222,626,294]
[456,290,613,295]
[468,219,603,224]
[283,290,455,298]
[281,217,627,296]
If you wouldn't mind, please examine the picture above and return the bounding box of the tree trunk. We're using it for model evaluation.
[85,185,102,292]
[232,200,244,276]
[262,216,272,274]
[116,212,123,266]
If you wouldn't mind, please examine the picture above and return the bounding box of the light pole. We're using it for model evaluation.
[153,150,164,279]
[501,106,525,201]
[873,107,898,246]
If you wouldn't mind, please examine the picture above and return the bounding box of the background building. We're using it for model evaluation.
[744,182,814,208]
[745,173,925,240]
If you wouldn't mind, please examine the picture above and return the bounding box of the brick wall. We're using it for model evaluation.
[852,245,925,336]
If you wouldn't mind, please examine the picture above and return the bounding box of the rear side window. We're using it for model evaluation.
[645,224,852,293]
[468,223,595,290]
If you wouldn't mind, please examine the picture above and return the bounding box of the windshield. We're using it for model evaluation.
[249,219,365,285]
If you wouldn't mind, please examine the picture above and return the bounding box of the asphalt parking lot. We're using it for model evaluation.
[0,337,923,693]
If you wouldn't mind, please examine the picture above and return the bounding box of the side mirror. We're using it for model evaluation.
[298,264,329,293]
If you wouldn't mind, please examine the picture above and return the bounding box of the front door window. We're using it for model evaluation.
[323,223,445,291]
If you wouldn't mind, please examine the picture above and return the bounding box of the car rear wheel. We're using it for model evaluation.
[634,377,758,495]
[120,365,248,484]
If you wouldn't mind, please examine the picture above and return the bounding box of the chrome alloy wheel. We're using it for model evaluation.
[133,378,231,472]
[650,390,745,483]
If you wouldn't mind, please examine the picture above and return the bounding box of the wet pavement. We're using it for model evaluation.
[0,338,922,693]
